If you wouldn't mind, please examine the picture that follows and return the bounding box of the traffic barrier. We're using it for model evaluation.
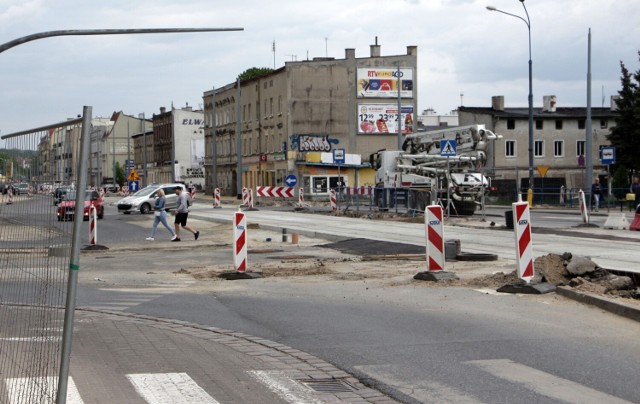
[248,189,254,209]
[255,186,295,198]
[242,187,249,206]
[298,187,304,208]
[89,205,97,245]
[630,212,640,231]
[330,189,337,211]
[122,186,129,196]
[213,188,221,208]
[512,199,534,283]
[233,210,247,272]
[603,213,629,230]
[578,189,589,224]
[425,204,445,271]
[342,186,374,196]
[7,188,13,204]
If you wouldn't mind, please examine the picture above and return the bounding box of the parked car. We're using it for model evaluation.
[53,187,72,205]
[56,190,104,221]
[116,183,191,214]
[100,183,120,193]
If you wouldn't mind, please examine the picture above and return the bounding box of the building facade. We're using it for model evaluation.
[202,41,418,197]
[459,95,619,197]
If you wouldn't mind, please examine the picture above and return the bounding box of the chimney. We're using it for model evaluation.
[345,48,355,59]
[542,95,557,112]
[406,46,417,56]
[370,36,381,58]
[611,95,620,111]
[491,96,505,111]
[160,107,166,114]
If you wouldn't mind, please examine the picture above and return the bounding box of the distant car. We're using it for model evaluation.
[53,187,72,205]
[116,183,191,214]
[15,183,29,195]
[100,183,120,193]
[56,190,104,221]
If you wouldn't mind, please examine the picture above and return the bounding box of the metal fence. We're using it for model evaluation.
[0,108,91,403]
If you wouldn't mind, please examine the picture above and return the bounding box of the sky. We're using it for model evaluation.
[0,0,638,137]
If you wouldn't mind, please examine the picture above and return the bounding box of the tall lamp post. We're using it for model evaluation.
[487,0,533,199]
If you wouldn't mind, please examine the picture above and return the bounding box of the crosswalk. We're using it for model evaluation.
[85,284,196,311]
[5,371,334,404]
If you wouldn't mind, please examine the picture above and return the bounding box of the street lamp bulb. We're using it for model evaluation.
[519,0,525,3]
[486,5,497,10]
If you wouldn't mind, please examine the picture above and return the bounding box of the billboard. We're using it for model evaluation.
[357,68,413,98]
[358,104,414,134]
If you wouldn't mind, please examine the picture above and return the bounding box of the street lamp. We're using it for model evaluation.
[487,1,534,198]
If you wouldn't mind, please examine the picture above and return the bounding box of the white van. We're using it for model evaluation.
[116,183,191,214]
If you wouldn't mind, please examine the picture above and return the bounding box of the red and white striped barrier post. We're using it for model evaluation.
[578,189,589,225]
[298,187,304,208]
[242,187,249,206]
[512,199,534,283]
[89,205,97,245]
[7,188,13,204]
[425,204,445,271]
[213,187,221,208]
[330,189,337,211]
[233,210,247,273]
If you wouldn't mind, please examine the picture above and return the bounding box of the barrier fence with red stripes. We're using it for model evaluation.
[512,199,534,283]
[425,204,445,271]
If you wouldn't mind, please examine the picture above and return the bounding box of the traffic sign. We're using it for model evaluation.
[285,174,297,187]
[333,148,345,164]
[128,180,140,192]
[127,169,139,181]
[126,159,135,169]
[601,147,616,165]
[537,165,550,178]
[440,140,457,156]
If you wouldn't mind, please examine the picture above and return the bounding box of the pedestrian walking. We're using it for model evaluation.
[146,189,176,241]
[591,178,601,211]
[171,186,199,242]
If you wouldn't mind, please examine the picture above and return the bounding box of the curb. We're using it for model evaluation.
[556,286,640,322]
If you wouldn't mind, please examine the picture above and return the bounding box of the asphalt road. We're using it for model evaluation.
[72,200,640,404]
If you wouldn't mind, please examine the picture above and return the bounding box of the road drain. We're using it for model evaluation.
[299,379,357,393]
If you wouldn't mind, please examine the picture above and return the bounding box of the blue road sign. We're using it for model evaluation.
[333,148,345,164]
[440,140,457,157]
[285,174,297,187]
[601,147,615,165]
[128,180,140,192]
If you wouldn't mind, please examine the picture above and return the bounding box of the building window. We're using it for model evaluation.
[600,119,608,129]
[263,82,267,89]
[505,140,516,158]
[270,98,273,115]
[535,120,543,130]
[576,140,585,156]
[278,96,282,113]
[269,80,273,87]
[555,120,563,130]
[534,140,544,157]
[578,119,585,129]
[507,119,515,130]
[308,175,348,195]
[554,140,564,157]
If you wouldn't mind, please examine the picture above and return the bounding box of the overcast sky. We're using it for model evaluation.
[1,0,638,136]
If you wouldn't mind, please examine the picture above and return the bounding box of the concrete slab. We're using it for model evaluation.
[497,282,556,294]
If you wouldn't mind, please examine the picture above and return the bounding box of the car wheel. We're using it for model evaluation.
[57,216,62,221]
[98,208,104,219]
[140,203,151,214]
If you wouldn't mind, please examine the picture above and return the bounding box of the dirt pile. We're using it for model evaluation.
[535,253,639,298]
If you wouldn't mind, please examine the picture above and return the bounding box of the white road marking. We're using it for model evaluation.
[248,370,325,404]
[126,372,219,404]
[354,364,482,404]
[466,359,633,404]
[0,337,61,342]
[5,377,84,404]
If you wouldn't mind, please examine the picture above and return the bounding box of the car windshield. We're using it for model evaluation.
[132,187,157,197]
[65,191,96,201]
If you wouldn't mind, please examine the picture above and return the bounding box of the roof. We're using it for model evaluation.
[458,106,619,119]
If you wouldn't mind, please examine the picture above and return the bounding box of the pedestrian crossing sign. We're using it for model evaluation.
[440,140,457,156]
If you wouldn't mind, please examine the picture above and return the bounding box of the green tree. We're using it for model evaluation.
[607,51,640,172]
[115,161,125,186]
[237,67,273,82]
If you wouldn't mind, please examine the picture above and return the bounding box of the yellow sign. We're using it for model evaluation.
[536,165,550,178]
[127,169,140,181]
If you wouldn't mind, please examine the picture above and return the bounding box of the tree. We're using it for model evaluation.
[237,67,273,82]
[607,51,640,173]
[115,161,125,186]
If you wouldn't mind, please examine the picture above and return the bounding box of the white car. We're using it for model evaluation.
[116,183,191,214]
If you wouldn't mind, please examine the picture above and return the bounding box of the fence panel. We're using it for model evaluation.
[0,111,89,403]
